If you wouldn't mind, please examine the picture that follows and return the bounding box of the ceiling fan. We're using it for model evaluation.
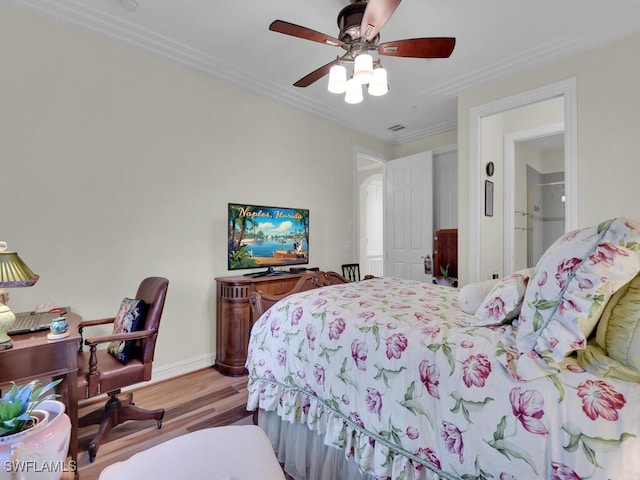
[269,0,455,103]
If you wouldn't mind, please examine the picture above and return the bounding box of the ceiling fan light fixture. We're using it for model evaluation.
[353,53,374,84]
[368,66,388,96]
[327,65,348,94]
[344,78,363,104]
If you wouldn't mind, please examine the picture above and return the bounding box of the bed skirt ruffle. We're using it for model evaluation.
[259,409,375,480]
[248,380,453,480]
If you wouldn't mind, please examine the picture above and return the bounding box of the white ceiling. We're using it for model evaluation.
[10,0,640,144]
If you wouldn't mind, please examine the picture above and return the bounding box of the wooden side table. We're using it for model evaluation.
[214,272,310,376]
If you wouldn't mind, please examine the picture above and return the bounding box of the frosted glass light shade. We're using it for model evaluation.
[368,67,388,96]
[327,65,347,94]
[344,78,363,104]
[353,54,374,84]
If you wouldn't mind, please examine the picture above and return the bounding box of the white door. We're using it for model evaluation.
[385,151,434,282]
[433,150,458,231]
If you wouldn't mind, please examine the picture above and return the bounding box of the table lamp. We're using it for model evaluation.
[0,241,39,350]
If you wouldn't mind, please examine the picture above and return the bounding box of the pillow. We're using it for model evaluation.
[593,275,633,351]
[577,273,640,381]
[472,268,534,326]
[575,343,640,382]
[107,298,148,364]
[515,217,640,363]
[576,274,640,381]
[457,279,499,314]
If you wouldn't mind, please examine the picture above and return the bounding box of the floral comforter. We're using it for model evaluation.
[246,278,640,480]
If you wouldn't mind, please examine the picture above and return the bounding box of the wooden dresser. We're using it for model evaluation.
[214,272,311,376]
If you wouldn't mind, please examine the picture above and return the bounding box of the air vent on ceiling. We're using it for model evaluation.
[388,124,406,132]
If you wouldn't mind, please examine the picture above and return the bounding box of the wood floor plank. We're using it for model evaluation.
[76,368,252,479]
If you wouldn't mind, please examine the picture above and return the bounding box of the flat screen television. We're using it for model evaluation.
[228,203,309,276]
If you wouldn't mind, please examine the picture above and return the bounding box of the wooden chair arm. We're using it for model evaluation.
[78,317,116,328]
[83,329,156,378]
[78,317,116,353]
[78,317,116,352]
[84,328,156,347]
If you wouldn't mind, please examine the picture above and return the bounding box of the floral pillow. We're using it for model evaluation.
[107,298,148,364]
[457,278,499,314]
[515,217,640,364]
[471,268,534,326]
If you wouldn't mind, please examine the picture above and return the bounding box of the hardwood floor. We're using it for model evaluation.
[76,367,251,479]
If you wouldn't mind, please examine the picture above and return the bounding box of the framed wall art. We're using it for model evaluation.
[485,180,494,217]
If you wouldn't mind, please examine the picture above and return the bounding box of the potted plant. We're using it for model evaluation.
[0,379,60,436]
[434,263,458,287]
[0,379,72,480]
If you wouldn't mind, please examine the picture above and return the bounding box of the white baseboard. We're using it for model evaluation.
[150,353,217,383]
[117,353,217,393]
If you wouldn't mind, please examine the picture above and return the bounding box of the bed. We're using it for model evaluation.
[246,217,640,480]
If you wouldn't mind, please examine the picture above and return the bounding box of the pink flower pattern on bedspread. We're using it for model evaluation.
[246,277,640,480]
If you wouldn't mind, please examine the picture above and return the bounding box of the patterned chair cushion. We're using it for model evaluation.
[107,298,148,364]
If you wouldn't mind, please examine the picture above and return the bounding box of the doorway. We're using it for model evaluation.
[468,78,578,282]
[507,126,565,272]
[355,147,458,280]
[356,153,385,278]
[527,179,565,267]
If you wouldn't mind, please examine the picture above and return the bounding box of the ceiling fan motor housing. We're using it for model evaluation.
[337,2,379,47]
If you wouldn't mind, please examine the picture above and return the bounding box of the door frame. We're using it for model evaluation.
[352,146,387,268]
[503,122,565,273]
[468,78,578,282]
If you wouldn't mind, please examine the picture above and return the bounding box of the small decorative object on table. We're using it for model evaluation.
[48,316,70,340]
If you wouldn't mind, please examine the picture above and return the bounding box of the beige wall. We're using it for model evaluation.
[0,4,389,379]
[458,32,640,284]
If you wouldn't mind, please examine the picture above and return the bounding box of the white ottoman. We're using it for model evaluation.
[99,425,286,480]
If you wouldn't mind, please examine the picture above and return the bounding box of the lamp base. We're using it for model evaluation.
[0,301,16,347]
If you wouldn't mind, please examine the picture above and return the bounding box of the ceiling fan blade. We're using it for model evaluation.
[378,37,456,58]
[360,0,402,42]
[269,20,344,47]
[293,59,340,88]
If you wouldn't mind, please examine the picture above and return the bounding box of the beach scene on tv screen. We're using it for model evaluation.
[228,203,309,270]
